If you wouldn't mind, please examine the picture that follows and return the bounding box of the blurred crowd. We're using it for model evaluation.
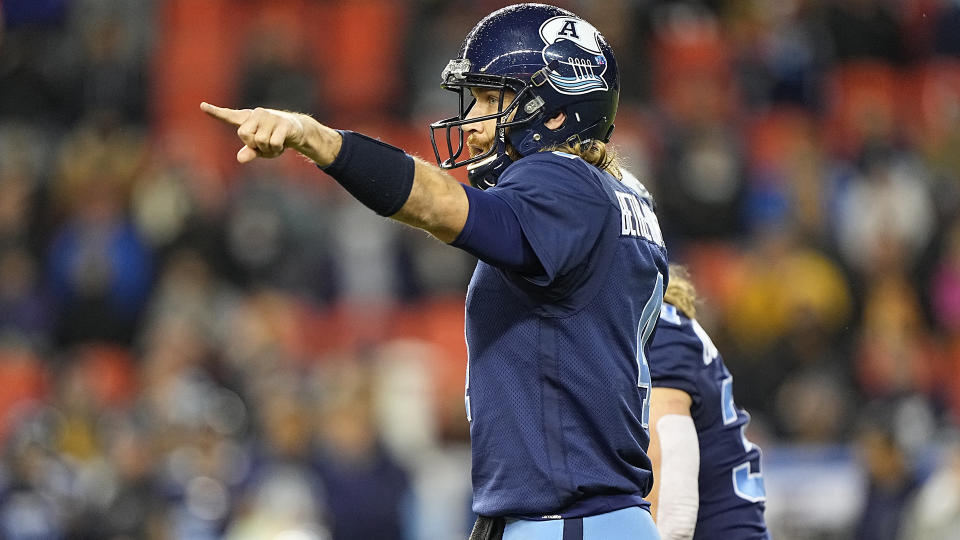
[2,0,960,538]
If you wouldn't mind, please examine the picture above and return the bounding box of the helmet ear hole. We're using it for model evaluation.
[544,109,566,130]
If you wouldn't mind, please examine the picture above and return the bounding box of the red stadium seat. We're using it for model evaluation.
[910,59,960,146]
[650,16,738,125]
[822,61,906,158]
[0,348,48,443]
[745,106,817,171]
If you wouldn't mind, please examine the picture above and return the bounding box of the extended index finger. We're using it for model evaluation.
[200,102,250,126]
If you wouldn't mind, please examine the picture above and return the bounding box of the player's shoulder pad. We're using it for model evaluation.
[654,305,719,367]
[503,150,592,176]
[650,306,703,380]
[497,150,604,192]
[619,169,654,206]
[653,304,698,349]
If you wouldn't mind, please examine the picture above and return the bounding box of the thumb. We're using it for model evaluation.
[237,145,259,163]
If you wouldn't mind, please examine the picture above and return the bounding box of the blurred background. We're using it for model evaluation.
[1,0,960,538]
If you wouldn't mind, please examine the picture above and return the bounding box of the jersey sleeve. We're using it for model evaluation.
[488,152,610,286]
[649,312,702,402]
[452,184,544,274]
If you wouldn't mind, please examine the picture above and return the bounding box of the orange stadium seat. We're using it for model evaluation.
[152,0,409,179]
[910,59,960,146]
[311,0,408,124]
[650,17,738,125]
[745,106,817,171]
[152,0,238,178]
[822,61,908,158]
[0,349,48,443]
[73,344,138,409]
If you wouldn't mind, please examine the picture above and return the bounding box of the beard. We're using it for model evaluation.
[467,133,494,159]
[467,135,524,164]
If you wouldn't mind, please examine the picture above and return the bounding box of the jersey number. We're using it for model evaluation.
[635,272,664,429]
[720,375,767,502]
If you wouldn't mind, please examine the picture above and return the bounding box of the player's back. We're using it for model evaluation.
[650,304,769,539]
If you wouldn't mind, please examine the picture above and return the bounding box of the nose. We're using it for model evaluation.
[463,103,485,135]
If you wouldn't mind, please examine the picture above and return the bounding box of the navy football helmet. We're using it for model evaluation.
[430,3,620,189]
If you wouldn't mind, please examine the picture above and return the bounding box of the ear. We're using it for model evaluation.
[545,110,566,130]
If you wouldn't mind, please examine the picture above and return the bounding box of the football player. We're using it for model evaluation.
[203,4,666,539]
[648,266,769,539]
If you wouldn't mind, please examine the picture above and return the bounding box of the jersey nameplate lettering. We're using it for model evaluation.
[615,191,664,247]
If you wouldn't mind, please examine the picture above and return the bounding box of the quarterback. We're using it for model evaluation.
[203,4,667,539]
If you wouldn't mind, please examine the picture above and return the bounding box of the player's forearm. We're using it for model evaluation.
[391,158,469,243]
[655,414,700,540]
[316,130,468,242]
[202,102,468,242]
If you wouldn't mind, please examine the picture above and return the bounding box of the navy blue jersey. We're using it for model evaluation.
[462,151,668,519]
[650,304,769,539]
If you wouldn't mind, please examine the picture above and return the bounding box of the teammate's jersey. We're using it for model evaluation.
[462,151,668,519]
[650,304,769,539]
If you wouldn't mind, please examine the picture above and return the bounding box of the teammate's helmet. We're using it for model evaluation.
[430,3,620,189]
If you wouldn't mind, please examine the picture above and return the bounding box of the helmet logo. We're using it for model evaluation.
[557,20,580,39]
[538,16,608,95]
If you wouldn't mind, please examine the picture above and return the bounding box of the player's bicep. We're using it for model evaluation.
[451,184,545,274]
[650,387,693,417]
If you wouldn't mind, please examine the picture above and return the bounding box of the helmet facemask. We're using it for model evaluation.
[429,62,546,189]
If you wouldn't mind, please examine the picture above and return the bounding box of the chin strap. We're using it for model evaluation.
[467,153,513,189]
[467,134,514,189]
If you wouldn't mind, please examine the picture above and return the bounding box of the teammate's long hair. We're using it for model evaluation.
[664,264,698,319]
[545,140,623,179]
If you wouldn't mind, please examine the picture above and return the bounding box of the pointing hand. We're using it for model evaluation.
[201,102,306,163]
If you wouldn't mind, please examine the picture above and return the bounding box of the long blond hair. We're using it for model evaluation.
[664,264,698,319]
[546,140,622,179]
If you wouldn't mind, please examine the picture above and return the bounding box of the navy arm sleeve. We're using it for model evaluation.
[451,183,545,275]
